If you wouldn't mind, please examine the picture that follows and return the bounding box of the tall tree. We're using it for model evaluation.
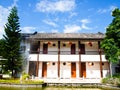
[0,39,5,56]
[3,6,22,77]
[101,8,120,63]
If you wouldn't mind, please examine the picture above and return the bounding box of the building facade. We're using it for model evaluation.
[21,33,111,79]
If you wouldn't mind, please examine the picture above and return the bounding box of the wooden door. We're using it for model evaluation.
[43,44,48,54]
[71,44,76,54]
[80,44,85,54]
[81,62,86,78]
[71,62,76,78]
[42,62,47,77]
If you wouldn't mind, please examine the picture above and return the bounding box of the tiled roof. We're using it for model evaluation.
[29,33,105,40]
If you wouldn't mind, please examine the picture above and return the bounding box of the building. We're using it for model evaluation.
[21,33,111,79]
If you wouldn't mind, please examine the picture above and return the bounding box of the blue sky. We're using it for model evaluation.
[0,0,120,38]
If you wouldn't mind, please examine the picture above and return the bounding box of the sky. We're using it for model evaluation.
[0,0,120,39]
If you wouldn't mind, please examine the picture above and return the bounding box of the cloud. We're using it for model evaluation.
[97,5,117,14]
[0,0,19,39]
[81,24,91,30]
[43,20,58,27]
[80,19,90,24]
[64,24,81,33]
[0,6,11,39]
[8,0,19,9]
[80,19,91,30]
[51,29,58,33]
[36,0,75,13]
[21,26,36,33]
[63,19,92,33]
[69,12,77,18]
[12,0,19,7]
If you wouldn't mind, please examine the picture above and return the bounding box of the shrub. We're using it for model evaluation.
[102,73,120,86]
[21,72,30,80]
[113,73,120,78]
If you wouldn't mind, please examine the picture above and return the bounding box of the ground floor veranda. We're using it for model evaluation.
[28,61,110,79]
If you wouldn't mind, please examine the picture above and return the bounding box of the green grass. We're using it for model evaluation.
[0,79,44,84]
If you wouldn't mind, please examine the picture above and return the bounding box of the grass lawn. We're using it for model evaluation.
[0,79,44,84]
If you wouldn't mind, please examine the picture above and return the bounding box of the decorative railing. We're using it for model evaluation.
[29,50,104,55]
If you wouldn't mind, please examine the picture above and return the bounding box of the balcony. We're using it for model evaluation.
[29,50,103,55]
[29,51,107,62]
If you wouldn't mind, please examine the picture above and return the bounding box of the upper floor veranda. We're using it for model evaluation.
[21,33,105,55]
[29,40,103,55]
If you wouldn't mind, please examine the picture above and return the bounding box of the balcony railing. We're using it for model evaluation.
[29,50,104,55]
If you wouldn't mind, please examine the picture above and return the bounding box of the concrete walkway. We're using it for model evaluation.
[42,78,101,84]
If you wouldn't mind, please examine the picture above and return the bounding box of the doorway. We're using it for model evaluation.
[43,44,48,54]
[81,62,86,78]
[71,44,76,54]
[71,62,76,78]
[42,62,47,77]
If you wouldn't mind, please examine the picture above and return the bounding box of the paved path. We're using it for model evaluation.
[42,78,101,84]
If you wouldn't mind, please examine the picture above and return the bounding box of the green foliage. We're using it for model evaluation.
[1,6,22,78]
[102,73,120,86]
[101,8,120,63]
[102,77,110,83]
[0,39,5,56]
[22,72,30,80]
[112,73,120,78]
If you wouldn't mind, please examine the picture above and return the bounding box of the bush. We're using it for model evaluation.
[113,73,120,78]
[102,77,109,83]
[102,73,120,86]
[21,72,30,80]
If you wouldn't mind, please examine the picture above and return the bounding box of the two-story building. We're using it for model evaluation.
[21,33,111,79]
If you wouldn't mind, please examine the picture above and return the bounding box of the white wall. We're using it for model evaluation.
[47,62,58,78]
[60,62,71,78]
[86,62,101,78]
[60,55,79,62]
[81,55,107,62]
[85,41,98,52]
[102,62,109,78]
[86,62,109,78]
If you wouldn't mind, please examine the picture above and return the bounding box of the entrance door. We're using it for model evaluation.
[43,44,48,54]
[71,44,76,54]
[81,62,86,78]
[42,62,47,77]
[71,62,76,78]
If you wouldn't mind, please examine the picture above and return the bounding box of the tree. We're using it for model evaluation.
[0,39,5,56]
[101,8,120,63]
[2,6,22,78]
